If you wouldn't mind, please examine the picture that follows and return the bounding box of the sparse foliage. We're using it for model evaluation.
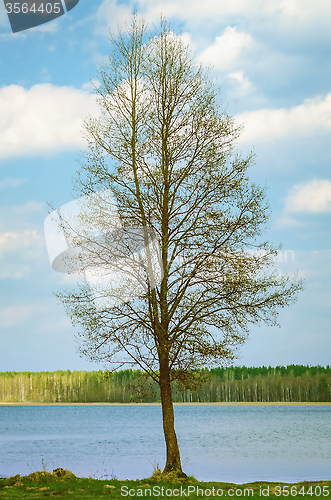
[56,16,304,474]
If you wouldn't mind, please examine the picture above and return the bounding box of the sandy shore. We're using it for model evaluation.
[0,401,330,406]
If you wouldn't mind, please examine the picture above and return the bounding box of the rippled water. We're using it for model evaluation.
[0,404,330,482]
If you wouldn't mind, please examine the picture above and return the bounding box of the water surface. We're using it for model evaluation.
[0,404,330,482]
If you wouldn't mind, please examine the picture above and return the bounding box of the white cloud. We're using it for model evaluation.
[180,32,195,50]
[93,0,331,36]
[235,93,331,143]
[37,315,72,335]
[119,0,261,23]
[228,70,254,96]
[133,0,331,30]
[0,202,46,271]
[0,230,42,258]
[0,302,64,329]
[94,0,135,34]
[0,177,27,190]
[276,0,331,26]
[0,201,44,227]
[275,214,302,228]
[0,84,99,159]
[285,180,331,213]
[29,21,59,33]
[198,27,254,70]
[0,264,30,280]
[0,305,32,328]
[81,79,101,92]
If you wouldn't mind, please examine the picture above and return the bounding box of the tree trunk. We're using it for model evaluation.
[159,359,185,475]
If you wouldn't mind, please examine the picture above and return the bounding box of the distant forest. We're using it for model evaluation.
[0,365,330,403]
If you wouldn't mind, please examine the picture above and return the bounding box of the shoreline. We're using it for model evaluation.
[0,401,330,406]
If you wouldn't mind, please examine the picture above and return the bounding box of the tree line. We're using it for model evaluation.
[0,365,330,403]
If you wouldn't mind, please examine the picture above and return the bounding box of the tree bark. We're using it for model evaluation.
[159,357,184,475]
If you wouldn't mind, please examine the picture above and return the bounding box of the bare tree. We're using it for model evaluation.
[55,16,304,476]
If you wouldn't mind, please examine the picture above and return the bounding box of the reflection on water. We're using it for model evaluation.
[0,404,330,481]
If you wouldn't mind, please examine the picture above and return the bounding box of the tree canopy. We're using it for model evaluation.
[56,16,304,475]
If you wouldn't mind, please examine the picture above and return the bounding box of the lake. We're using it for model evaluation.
[0,404,330,482]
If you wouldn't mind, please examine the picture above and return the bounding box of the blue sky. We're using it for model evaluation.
[0,0,330,372]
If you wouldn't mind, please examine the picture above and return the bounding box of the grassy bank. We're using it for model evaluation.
[0,469,330,499]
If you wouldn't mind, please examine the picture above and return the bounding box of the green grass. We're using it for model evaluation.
[0,468,330,499]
